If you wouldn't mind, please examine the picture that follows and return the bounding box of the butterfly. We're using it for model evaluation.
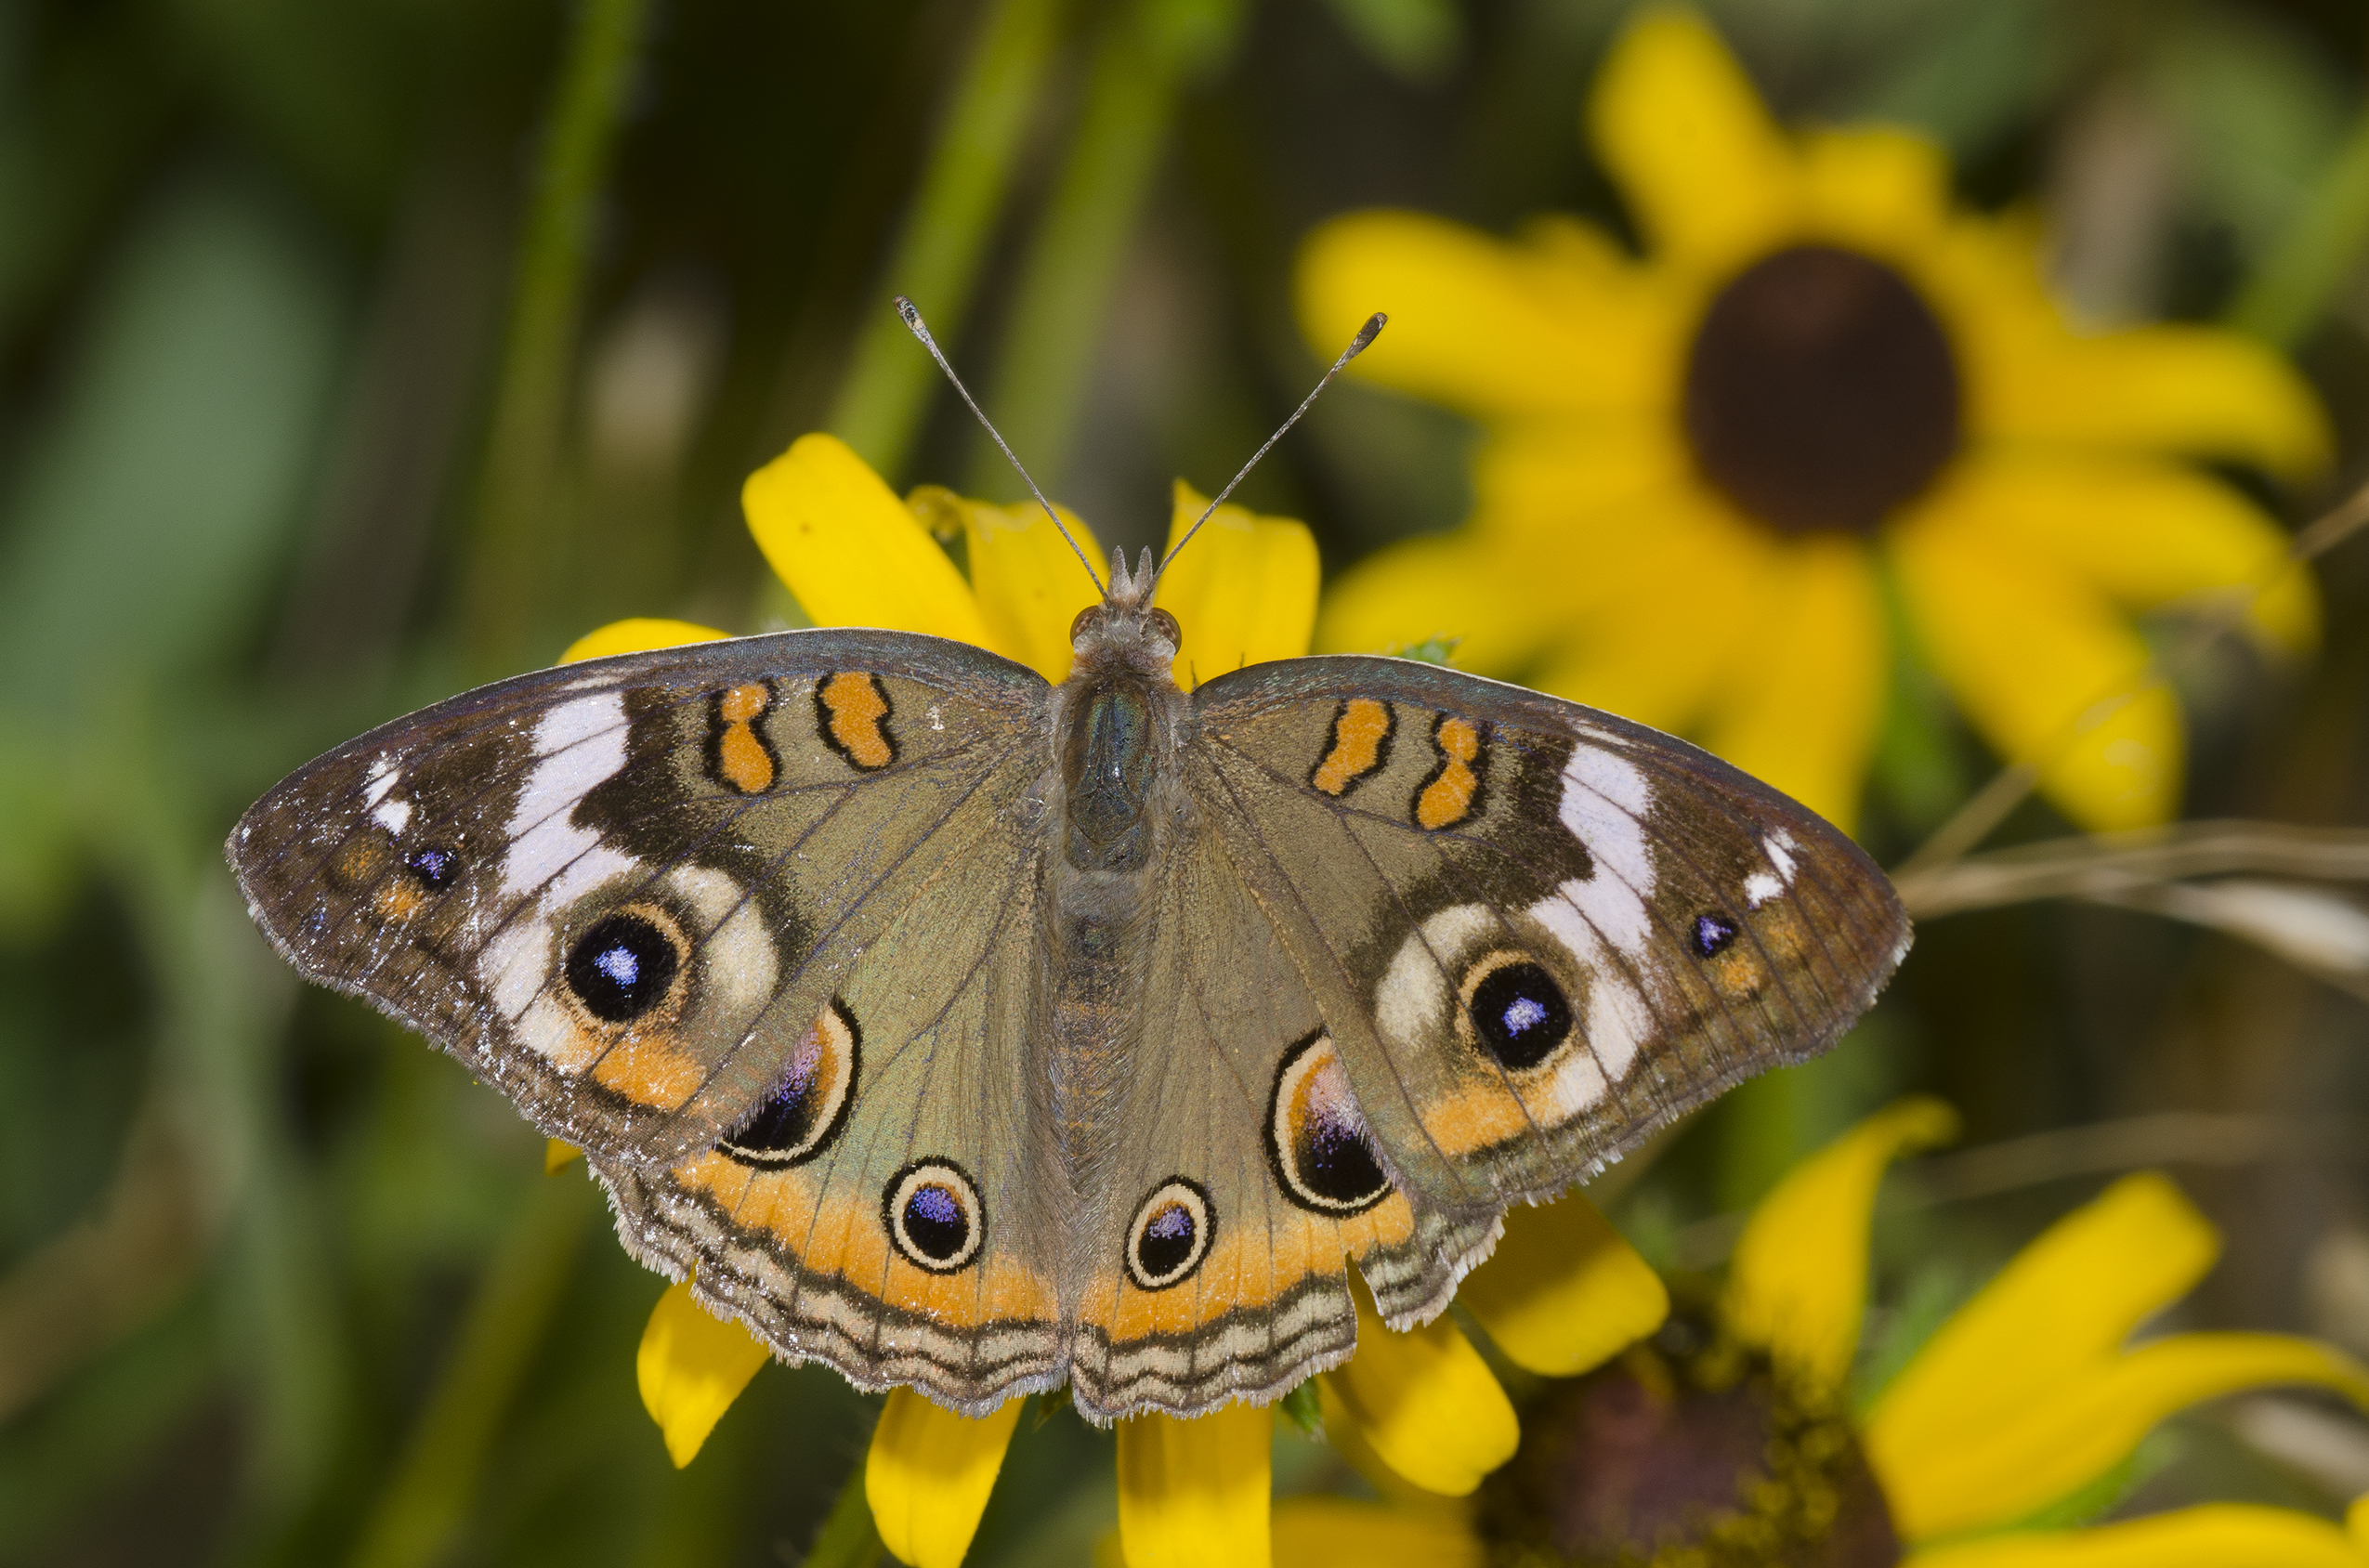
[227,310,1907,1424]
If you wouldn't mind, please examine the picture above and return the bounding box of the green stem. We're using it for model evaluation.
[2226,100,2369,349]
[968,0,1247,500]
[827,0,1068,484]
[342,1172,591,1568]
[802,1447,886,1568]
[463,0,654,674]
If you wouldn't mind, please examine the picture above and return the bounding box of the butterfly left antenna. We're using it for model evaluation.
[894,295,1105,596]
[1158,312,1385,580]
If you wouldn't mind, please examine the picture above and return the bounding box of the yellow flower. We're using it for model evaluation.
[1276,1098,2369,1566]
[583,433,1670,1567]
[1295,7,2327,834]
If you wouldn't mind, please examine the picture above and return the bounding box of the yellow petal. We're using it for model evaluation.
[865,1387,1025,1568]
[1115,1403,1272,1568]
[910,485,1105,683]
[1156,481,1319,688]
[635,1280,771,1469]
[1721,1097,1959,1393]
[1902,1504,2368,1568]
[1981,320,2332,478]
[1882,1334,2369,1543]
[1270,1497,1483,1568]
[559,617,729,664]
[543,1138,582,1173]
[1459,1195,1669,1376]
[1867,1173,2218,1478]
[1312,531,1566,673]
[1468,418,1694,552]
[1797,125,1953,256]
[2349,1493,2369,1549]
[1890,495,2181,832]
[1587,8,1801,276]
[742,433,999,647]
[1318,1274,1518,1496]
[1924,451,2318,652]
[1294,209,1680,417]
[1695,534,1887,833]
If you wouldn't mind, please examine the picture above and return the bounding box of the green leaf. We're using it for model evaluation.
[0,169,347,707]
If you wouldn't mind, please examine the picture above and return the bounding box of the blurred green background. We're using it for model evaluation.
[7,0,2369,1562]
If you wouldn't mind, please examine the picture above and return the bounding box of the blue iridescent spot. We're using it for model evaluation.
[403,845,458,890]
[1691,912,1739,959]
[1468,960,1571,1070]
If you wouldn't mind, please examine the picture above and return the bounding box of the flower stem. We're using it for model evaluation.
[966,0,1248,499]
[341,1171,591,1568]
[803,1451,887,1568]
[2226,101,2369,349]
[462,0,654,675]
[827,0,1068,485]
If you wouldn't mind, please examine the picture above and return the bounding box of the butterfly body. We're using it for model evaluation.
[229,551,1907,1421]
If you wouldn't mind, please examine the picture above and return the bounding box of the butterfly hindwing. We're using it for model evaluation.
[1190,654,1908,1219]
[228,629,1051,1168]
[1067,815,1495,1418]
[597,781,1067,1414]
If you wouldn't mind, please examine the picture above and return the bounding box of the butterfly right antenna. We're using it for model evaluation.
[1157,312,1385,581]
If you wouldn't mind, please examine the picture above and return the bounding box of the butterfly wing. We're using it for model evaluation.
[1065,814,1496,1418]
[228,629,1053,1169]
[1188,655,1907,1235]
[596,782,1068,1413]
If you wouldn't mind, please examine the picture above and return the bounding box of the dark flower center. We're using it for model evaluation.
[1682,244,1960,537]
[1479,1319,1901,1567]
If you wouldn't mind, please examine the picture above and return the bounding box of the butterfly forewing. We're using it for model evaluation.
[228,630,1052,1168]
[1190,655,1908,1220]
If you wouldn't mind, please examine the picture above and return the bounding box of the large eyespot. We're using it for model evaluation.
[403,845,460,891]
[1690,912,1738,959]
[563,907,686,1025]
[1125,1178,1213,1291]
[1266,1030,1393,1215]
[720,1000,859,1169]
[884,1159,984,1274]
[1459,952,1572,1071]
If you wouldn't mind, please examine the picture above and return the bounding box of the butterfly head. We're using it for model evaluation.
[1068,546,1180,679]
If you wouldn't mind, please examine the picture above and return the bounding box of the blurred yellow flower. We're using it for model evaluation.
[1297,8,2328,834]
[1276,1098,2369,1567]
[575,432,1669,1566]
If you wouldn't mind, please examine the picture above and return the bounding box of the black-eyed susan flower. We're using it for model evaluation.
[1296,8,2329,833]
[580,433,1671,1566]
[1274,1097,2369,1567]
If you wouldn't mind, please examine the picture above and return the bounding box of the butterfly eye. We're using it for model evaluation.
[1145,608,1181,651]
[1070,605,1106,644]
[1459,952,1573,1071]
[1125,1178,1213,1291]
[884,1159,985,1274]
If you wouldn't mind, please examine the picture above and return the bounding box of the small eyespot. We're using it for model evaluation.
[1460,952,1572,1071]
[1691,912,1739,959]
[1145,608,1181,652]
[403,846,460,890]
[563,908,685,1024]
[720,1000,859,1168]
[884,1159,984,1274]
[1125,1178,1213,1291]
[1266,1031,1393,1215]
